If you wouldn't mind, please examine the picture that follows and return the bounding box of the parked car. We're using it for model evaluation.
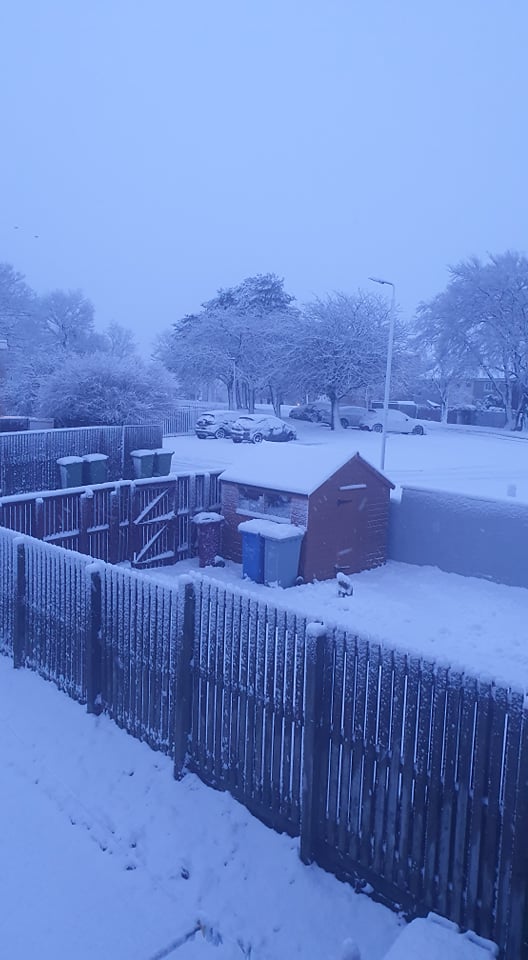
[195,410,241,439]
[231,415,297,443]
[318,405,368,429]
[289,401,367,428]
[359,410,425,435]
[288,401,330,422]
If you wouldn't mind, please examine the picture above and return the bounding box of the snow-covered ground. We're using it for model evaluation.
[0,656,402,960]
[163,418,528,503]
[143,559,528,692]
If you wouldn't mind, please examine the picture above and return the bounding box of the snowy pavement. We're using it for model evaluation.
[0,656,402,960]
[163,418,528,503]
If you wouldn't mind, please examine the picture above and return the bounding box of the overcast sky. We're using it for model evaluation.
[1,0,527,351]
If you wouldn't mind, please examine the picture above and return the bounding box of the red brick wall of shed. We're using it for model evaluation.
[220,481,309,563]
[301,457,391,581]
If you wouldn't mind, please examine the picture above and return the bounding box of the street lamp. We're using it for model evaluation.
[369,276,396,471]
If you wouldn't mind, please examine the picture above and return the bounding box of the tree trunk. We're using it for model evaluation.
[269,385,281,418]
[248,387,256,414]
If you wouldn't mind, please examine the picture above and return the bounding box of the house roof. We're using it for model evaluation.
[220,446,394,496]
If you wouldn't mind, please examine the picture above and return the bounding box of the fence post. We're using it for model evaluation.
[13,538,26,669]
[34,497,45,541]
[86,563,103,715]
[173,579,195,780]
[79,490,94,556]
[108,489,120,564]
[300,621,327,865]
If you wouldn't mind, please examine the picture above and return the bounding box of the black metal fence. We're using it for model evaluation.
[1,528,526,958]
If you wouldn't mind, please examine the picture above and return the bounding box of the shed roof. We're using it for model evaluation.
[220,446,394,496]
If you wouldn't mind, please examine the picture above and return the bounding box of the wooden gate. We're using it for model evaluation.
[129,473,221,568]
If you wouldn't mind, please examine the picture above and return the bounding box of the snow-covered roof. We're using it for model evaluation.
[220,445,393,495]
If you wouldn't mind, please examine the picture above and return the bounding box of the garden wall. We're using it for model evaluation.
[388,486,528,588]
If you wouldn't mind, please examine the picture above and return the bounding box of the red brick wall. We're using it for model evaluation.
[220,481,308,564]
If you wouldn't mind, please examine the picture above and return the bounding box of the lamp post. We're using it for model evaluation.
[369,276,396,471]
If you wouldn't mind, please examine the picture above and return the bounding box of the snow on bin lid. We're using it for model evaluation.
[382,914,498,960]
[82,453,108,462]
[130,449,155,457]
[221,446,393,496]
[238,518,305,540]
[192,512,224,524]
[56,456,83,465]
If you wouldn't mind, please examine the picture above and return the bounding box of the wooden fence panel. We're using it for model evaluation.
[188,581,306,837]
[0,423,163,495]
[0,472,222,567]
[98,565,180,755]
[22,539,91,700]
[0,527,18,653]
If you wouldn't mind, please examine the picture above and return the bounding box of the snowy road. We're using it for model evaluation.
[0,657,401,960]
[163,418,528,503]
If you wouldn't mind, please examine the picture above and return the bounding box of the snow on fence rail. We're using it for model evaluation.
[0,526,526,959]
[0,472,222,567]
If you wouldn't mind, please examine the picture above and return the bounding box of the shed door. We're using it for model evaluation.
[335,486,369,574]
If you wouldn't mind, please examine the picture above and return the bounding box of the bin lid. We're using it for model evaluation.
[238,519,305,540]
[130,449,155,457]
[192,511,224,525]
[82,453,108,462]
[153,448,174,455]
[56,456,83,465]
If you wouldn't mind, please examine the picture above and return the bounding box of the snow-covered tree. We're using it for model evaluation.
[38,352,177,426]
[40,289,98,353]
[290,292,395,428]
[416,252,528,428]
[160,273,298,412]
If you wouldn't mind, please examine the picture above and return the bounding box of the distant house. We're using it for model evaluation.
[220,447,394,582]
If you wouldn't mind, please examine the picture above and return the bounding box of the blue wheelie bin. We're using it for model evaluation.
[238,521,265,583]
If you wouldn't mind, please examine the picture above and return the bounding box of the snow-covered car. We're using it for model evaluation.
[194,410,241,439]
[359,409,425,435]
[231,415,297,443]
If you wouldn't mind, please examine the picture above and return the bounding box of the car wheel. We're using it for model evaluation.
[252,433,263,443]
[373,423,383,433]
[412,424,424,435]
[340,418,349,429]
[287,431,296,441]
[215,427,226,439]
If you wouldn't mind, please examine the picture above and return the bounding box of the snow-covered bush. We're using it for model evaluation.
[38,352,177,426]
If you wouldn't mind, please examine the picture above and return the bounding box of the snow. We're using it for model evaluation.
[0,655,402,960]
[82,452,108,462]
[144,559,528,692]
[219,444,365,495]
[237,518,305,539]
[56,455,83,465]
[382,915,498,959]
[163,417,528,503]
[191,511,225,525]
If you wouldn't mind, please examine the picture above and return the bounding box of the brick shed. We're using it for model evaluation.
[220,446,395,582]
